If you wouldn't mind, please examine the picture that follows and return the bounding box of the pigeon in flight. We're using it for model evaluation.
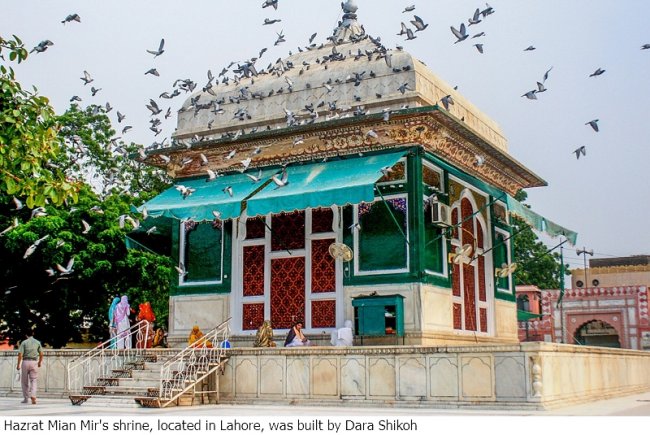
[440,95,454,110]
[12,197,24,210]
[521,90,538,100]
[585,119,599,132]
[524,45,536,51]
[403,5,416,13]
[398,83,412,94]
[264,18,281,25]
[117,111,126,123]
[262,0,279,10]
[274,30,286,46]
[81,219,91,234]
[80,70,93,85]
[206,169,217,182]
[61,14,81,24]
[147,38,165,57]
[90,86,101,96]
[450,24,469,43]
[245,169,263,184]
[272,170,289,189]
[23,235,50,259]
[411,16,429,32]
[30,40,54,53]
[468,8,482,26]
[542,66,553,83]
[589,68,605,77]
[175,262,187,278]
[573,146,587,159]
[0,218,19,236]
[474,44,484,54]
[641,44,650,50]
[56,257,75,275]
[145,68,160,77]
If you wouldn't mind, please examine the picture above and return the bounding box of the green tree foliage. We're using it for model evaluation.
[0,35,81,208]
[0,187,172,347]
[56,104,169,198]
[0,35,172,346]
[511,191,569,289]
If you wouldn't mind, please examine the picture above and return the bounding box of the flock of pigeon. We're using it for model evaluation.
[7,1,650,279]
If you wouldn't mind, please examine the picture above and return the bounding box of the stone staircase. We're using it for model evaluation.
[68,319,232,408]
[69,354,162,408]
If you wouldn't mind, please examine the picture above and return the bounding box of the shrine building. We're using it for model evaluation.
[138,2,572,346]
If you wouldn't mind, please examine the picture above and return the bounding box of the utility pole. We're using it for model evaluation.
[576,247,594,288]
[559,246,565,343]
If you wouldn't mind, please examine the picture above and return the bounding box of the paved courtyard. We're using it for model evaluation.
[1,391,650,416]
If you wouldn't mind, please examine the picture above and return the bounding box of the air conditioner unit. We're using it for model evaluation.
[430,202,451,227]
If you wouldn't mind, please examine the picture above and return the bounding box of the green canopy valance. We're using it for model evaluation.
[245,151,406,217]
[517,310,544,322]
[139,169,276,222]
[506,195,578,245]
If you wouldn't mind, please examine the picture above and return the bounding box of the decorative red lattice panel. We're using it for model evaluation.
[243,245,265,297]
[312,208,334,233]
[453,303,462,330]
[270,257,305,329]
[246,217,266,239]
[311,300,336,328]
[476,220,484,249]
[451,208,459,239]
[271,212,305,251]
[461,198,475,247]
[243,303,264,331]
[478,256,486,302]
[311,238,335,293]
[480,308,488,333]
[452,262,461,297]
[463,263,477,331]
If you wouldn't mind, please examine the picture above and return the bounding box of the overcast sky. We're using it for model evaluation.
[2,0,649,270]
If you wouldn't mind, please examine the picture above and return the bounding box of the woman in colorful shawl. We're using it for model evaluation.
[136,302,156,349]
[188,325,212,348]
[253,320,276,347]
[114,295,132,349]
[107,297,120,349]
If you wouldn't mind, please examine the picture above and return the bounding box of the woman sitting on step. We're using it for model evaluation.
[188,325,213,348]
[284,321,312,347]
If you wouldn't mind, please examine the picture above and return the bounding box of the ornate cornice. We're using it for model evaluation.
[142,108,546,195]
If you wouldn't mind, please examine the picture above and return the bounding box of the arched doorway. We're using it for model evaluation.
[574,320,621,348]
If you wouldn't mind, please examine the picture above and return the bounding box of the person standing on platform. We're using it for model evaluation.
[114,295,132,349]
[16,328,43,405]
[108,296,120,348]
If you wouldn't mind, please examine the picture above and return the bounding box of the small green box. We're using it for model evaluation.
[352,294,405,339]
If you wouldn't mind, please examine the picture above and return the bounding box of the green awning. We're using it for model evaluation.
[245,151,406,217]
[517,310,544,322]
[139,170,274,222]
[506,195,578,245]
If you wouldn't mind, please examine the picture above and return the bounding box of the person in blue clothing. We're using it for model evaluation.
[108,296,120,348]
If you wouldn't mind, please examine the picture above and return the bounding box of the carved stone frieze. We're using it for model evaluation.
[142,109,545,195]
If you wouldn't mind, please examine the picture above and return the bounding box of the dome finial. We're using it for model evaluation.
[342,0,358,14]
[333,0,365,43]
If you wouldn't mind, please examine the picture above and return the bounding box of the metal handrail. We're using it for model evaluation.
[67,319,151,393]
[157,318,231,407]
